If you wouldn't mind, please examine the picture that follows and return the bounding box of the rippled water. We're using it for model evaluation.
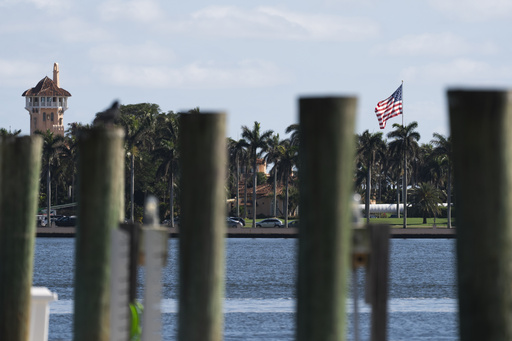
[33,238,457,340]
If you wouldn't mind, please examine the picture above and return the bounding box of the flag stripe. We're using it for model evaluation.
[375,84,403,129]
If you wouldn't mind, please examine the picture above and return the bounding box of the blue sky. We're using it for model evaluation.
[1,0,511,143]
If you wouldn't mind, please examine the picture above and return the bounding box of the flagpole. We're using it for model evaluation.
[401,80,407,229]
[401,80,404,126]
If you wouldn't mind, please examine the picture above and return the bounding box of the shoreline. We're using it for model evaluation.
[36,226,456,239]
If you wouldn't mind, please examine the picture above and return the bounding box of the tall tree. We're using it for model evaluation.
[410,182,442,224]
[275,139,298,227]
[388,121,420,228]
[117,103,159,222]
[431,133,453,228]
[285,123,300,147]
[0,128,21,137]
[265,134,281,217]
[153,112,180,226]
[241,122,273,227]
[228,138,248,218]
[36,129,65,226]
[357,130,385,223]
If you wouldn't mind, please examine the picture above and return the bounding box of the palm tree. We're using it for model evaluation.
[0,128,21,137]
[118,103,159,222]
[275,139,298,227]
[241,122,273,227]
[265,134,281,217]
[36,130,65,226]
[228,138,248,218]
[410,182,442,224]
[357,130,385,223]
[285,123,300,147]
[388,122,421,228]
[153,112,180,226]
[431,133,453,228]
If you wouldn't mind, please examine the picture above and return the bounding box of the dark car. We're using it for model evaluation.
[55,216,77,227]
[227,218,243,228]
[256,218,283,228]
[288,220,299,228]
[229,217,246,226]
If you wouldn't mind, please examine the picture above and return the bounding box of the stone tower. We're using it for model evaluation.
[22,63,71,136]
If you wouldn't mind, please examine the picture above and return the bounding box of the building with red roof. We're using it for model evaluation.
[22,63,71,135]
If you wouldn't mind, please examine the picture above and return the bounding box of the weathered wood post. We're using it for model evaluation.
[449,89,512,341]
[74,126,124,341]
[297,97,356,341]
[0,136,42,341]
[141,195,168,341]
[178,112,226,341]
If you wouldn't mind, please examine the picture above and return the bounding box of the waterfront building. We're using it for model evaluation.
[22,63,71,136]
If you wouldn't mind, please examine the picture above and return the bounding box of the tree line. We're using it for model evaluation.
[1,104,452,227]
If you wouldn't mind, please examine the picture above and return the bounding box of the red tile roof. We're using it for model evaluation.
[22,76,71,97]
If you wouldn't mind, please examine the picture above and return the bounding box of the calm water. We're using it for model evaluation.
[33,238,457,340]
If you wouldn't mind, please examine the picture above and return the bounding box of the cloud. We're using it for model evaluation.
[94,60,291,89]
[0,59,45,87]
[429,0,512,21]
[374,33,472,57]
[401,59,512,85]
[89,42,176,64]
[53,18,113,43]
[99,0,163,22]
[0,0,69,11]
[162,6,379,41]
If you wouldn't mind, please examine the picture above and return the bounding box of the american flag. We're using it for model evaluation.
[375,84,403,129]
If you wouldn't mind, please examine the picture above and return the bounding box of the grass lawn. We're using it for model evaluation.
[369,217,455,228]
[240,217,454,228]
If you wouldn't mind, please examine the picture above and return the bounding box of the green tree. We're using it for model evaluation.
[118,103,160,222]
[36,130,65,226]
[228,138,248,217]
[153,112,180,226]
[241,122,273,227]
[431,133,453,228]
[356,130,385,223]
[285,123,300,147]
[265,134,281,217]
[388,122,421,228]
[0,128,21,137]
[275,139,298,227]
[410,182,442,224]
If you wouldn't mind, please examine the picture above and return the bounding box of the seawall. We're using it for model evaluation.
[36,226,456,239]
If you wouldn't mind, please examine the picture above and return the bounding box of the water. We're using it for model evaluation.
[33,238,457,340]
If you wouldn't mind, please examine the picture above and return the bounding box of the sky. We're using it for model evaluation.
[1,0,511,144]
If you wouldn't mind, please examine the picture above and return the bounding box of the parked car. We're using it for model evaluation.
[288,220,299,228]
[227,217,242,228]
[229,217,246,226]
[256,218,283,228]
[55,216,77,227]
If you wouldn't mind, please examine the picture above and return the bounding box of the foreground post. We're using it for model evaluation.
[0,136,42,341]
[449,90,512,341]
[179,112,226,341]
[74,126,124,341]
[297,97,356,341]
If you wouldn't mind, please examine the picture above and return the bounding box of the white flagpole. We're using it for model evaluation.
[401,80,407,229]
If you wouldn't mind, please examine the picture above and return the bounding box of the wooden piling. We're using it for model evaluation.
[449,89,512,341]
[74,126,124,341]
[178,112,226,341]
[297,97,356,341]
[0,136,42,341]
